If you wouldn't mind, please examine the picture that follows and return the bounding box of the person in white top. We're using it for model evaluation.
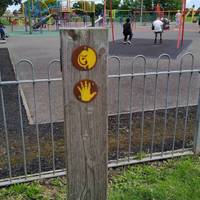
[152,17,164,44]
[175,10,182,27]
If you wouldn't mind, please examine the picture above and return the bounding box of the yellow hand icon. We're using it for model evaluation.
[77,81,97,102]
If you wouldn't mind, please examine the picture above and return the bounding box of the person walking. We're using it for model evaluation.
[0,23,5,40]
[152,17,163,44]
[123,18,133,44]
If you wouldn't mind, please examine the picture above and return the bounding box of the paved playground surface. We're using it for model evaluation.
[0,22,200,124]
[109,38,192,59]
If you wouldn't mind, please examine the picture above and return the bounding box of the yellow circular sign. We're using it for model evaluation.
[74,79,98,103]
[72,45,97,71]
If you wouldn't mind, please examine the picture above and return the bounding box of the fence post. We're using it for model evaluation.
[194,90,200,154]
[60,28,108,200]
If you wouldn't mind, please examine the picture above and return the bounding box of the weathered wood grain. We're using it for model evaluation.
[60,28,108,200]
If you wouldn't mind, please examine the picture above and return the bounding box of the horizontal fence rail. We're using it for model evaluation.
[0,53,199,186]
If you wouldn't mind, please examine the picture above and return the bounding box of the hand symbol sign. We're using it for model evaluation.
[75,80,97,102]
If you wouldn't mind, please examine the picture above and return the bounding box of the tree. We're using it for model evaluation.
[153,0,182,10]
[72,1,94,13]
[121,0,141,10]
[121,0,182,11]
[95,3,103,16]
[121,0,152,10]
[106,0,120,10]
[0,0,21,16]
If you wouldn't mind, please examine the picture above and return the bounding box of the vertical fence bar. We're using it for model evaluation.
[116,57,121,162]
[17,85,27,178]
[140,56,147,155]
[181,53,194,151]
[172,57,183,155]
[108,56,121,161]
[16,61,30,179]
[150,54,171,158]
[161,55,171,156]
[0,84,12,181]
[150,56,160,158]
[48,60,60,174]
[195,88,200,154]
[127,57,136,160]
[0,70,12,181]
[108,56,120,161]
[32,70,42,175]
[17,59,41,175]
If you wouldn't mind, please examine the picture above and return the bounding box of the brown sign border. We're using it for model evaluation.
[73,79,98,103]
[71,45,97,71]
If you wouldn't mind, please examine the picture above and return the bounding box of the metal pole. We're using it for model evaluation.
[140,0,143,24]
[181,0,186,47]
[109,0,115,42]
[28,0,32,34]
[103,0,106,27]
[194,88,200,154]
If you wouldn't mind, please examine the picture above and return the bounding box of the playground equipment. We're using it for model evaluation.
[22,0,95,33]
[177,0,187,48]
[185,7,197,22]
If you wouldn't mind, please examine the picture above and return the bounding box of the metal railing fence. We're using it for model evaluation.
[0,53,199,186]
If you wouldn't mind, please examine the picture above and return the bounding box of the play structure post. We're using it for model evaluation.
[140,0,143,24]
[181,0,186,47]
[177,0,186,48]
[109,0,115,42]
[60,27,108,200]
[28,0,32,34]
[103,0,106,26]
[91,13,95,27]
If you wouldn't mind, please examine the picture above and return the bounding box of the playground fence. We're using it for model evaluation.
[0,53,199,186]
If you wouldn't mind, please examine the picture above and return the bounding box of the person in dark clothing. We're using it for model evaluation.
[198,14,200,33]
[123,18,132,44]
[0,23,5,40]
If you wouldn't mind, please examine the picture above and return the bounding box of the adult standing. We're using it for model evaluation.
[175,10,182,28]
[152,17,164,44]
[198,13,200,33]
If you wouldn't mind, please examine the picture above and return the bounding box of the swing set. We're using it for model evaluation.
[104,0,189,49]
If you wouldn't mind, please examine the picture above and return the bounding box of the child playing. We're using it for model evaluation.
[123,18,133,44]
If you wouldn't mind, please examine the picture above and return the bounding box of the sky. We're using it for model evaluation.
[7,0,200,12]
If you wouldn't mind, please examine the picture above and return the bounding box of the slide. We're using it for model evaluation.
[32,14,53,30]
[87,16,103,27]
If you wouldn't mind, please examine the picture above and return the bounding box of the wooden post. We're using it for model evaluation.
[60,28,108,200]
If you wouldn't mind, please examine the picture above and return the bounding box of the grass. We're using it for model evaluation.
[0,177,66,200]
[0,156,200,199]
[109,155,200,200]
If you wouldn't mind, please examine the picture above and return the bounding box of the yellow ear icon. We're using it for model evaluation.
[77,48,97,70]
